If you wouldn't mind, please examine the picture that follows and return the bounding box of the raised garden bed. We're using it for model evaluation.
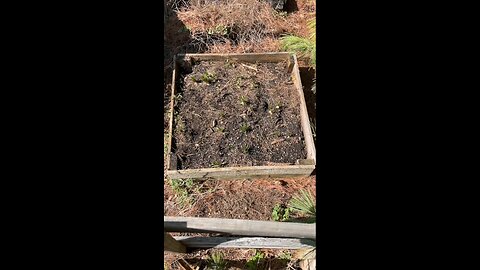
[166,53,315,180]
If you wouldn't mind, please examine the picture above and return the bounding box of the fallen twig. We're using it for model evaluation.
[271,138,286,145]
[241,63,258,71]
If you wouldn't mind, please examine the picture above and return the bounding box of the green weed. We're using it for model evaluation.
[206,251,227,270]
[240,95,249,106]
[278,251,292,261]
[170,178,195,206]
[240,123,251,133]
[271,204,291,221]
[201,71,217,84]
[245,250,265,270]
[211,161,222,168]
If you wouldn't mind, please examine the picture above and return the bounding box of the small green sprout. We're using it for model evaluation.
[211,161,222,168]
[240,123,251,133]
[240,95,249,106]
[201,71,216,84]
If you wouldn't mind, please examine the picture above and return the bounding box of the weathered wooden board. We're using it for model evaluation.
[164,216,316,239]
[167,165,314,179]
[291,54,316,162]
[167,52,316,180]
[164,231,187,253]
[177,52,292,63]
[173,236,316,249]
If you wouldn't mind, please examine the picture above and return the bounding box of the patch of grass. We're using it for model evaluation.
[288,189,316,221]
[245,250,265,270]
[271,204,291,221]
[170,178,195,206]
[280,18,316,66]
[206,251,227,270]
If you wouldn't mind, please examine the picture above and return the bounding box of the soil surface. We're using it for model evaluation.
[172,60,307,169]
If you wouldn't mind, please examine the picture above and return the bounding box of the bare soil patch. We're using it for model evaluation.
[172,60,306,169]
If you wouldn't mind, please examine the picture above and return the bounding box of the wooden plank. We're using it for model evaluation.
[164,231,187,253]
[164,216,316,239]
[296,159,315,165]
[177,52,291,63]
[166,165,315,180]
[167,57,177,170]
[291,55,316,162]
[173,236,316,249]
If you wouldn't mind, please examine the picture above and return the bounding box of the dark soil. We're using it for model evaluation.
[172,60,307,169]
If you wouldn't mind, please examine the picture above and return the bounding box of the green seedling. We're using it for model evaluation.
[169,178,195,206]
[252,81,261,89]
[240,123,251,133]
[271,204,291,221]
[175,117,185,132]
[245,250,265,270]
[174,93,183,100]
[211,161,222,168]
[201,72,216,84]
[206,251,227,270]
[268,101,283,114]
[278,251,292,261]
[207,25,229,36]
[240,95,249,106]
[191,76,202,83]
[225,59,237,68]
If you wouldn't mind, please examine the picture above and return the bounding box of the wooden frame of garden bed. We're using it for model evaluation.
[166,52,315,180]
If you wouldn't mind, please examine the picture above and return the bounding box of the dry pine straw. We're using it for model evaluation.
[171,60,306,170]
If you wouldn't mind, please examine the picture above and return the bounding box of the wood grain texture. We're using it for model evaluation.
[166,165,315,180]
[173,236,316,249]
[164,216,316,239]
[291,55,316,162]
[177,52,292,63]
